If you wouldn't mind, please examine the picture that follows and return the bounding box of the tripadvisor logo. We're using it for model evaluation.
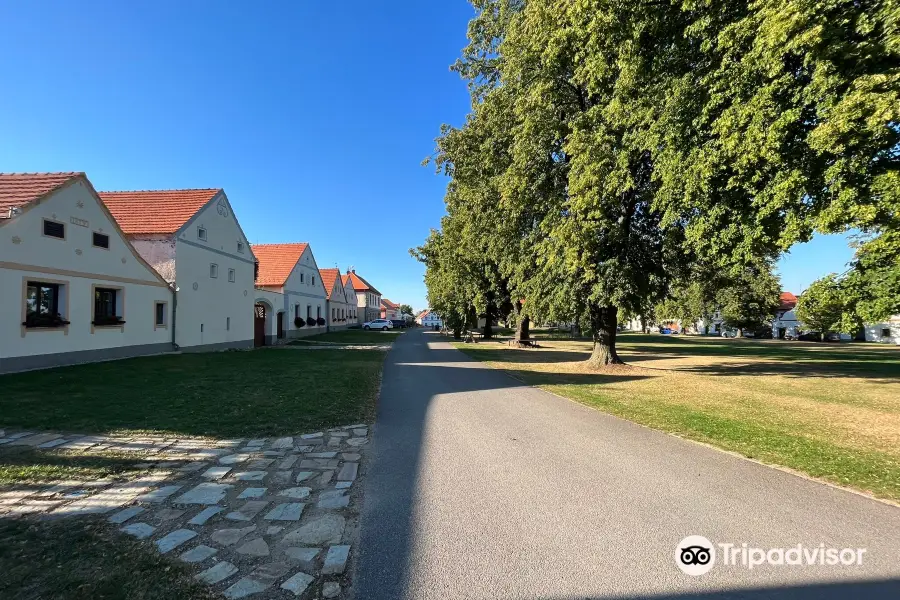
[676,536,867,576]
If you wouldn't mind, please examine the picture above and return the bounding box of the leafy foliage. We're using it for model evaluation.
[420,0,899,364]
[796,274,860,337]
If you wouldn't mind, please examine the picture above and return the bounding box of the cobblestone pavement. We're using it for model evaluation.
[0,426,369,599]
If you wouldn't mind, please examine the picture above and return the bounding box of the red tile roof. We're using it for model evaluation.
[98,189,220,234]
[779,292,798,312]
[381,298,399,309]
[0,172,83,218]
[319,268,342,300]
[253,243,309,287]
[346,271,380,295]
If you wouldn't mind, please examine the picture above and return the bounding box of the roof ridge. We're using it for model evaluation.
[0,171,83,176]
[252,242,310,247]
[99,187,221,194]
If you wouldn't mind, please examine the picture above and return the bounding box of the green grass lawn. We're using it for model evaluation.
[292,328,404,345]
[456,334,900,502]
[0,447,158,486]
[0,348,384,438]
[0,518,216,600]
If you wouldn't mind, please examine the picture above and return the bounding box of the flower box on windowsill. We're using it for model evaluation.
[92,315,126,326]
[294,317,305,328]
[23,314,70,329]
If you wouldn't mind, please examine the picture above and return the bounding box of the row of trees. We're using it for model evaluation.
[415,0,899,366]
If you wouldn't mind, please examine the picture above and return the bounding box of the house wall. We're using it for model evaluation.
[356,289,381,323]
[265,246,327,339]
[326,279,352,332]
[172,193,255,351]
[343,279,359,326]
[253,288,284,346]
[0,180,172,373]
[865,318,900,344]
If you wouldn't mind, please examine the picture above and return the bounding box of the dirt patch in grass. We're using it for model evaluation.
[0,517,215,600]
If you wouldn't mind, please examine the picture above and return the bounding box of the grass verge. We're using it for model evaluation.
[455,334,900,502]
[291,329,404,345]
[0,348,384,438]
[0,518,215,600]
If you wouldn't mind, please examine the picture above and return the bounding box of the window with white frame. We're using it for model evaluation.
[237,241,244,254]
[198,226,208,241]
[210,263,218,278]
[155,302,167,327]
[228,268,235,282]
[24,280,67,328]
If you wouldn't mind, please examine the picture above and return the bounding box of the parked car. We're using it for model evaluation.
[390,319,407,329]
[721,328,738,338]
[363,319,394,331]
[659,327,672,334]
[798,331,821,341]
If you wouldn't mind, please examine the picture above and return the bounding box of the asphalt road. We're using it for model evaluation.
[353,329,900,599]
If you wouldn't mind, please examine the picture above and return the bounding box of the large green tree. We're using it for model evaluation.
[796,274,860,340]
[425,0,899,366]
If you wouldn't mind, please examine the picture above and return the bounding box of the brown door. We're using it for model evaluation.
[277,312,284,340]
[254,303,266,347]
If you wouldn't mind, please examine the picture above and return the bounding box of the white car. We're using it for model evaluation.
[363,319,393,331]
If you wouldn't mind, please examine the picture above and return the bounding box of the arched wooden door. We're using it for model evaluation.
[254,303,267,347]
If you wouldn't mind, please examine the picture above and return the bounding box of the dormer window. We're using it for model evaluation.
[300,273,305,283]
[237,242,244,254]
[198,227,208,241]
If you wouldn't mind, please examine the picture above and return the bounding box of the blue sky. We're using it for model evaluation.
[0,2,855,308]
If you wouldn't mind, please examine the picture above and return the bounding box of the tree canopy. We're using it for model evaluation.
[418,0,899,363]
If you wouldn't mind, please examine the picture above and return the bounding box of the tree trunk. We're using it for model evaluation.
[482,306,493,339]
[640,314,648,334]
[736,327,743,338]
[453,327,462,340]
[515,315,530,343]
[588,305,624,367]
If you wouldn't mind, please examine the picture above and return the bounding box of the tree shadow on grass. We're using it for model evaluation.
[0,517,215,600]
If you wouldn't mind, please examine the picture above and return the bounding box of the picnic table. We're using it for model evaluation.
[463,330,485,343]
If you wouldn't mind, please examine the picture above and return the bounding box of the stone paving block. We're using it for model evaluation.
[175,483,232,505]
[108,505,146,524]
[279,455,299,469]
[223,562,290,599]
[179,544,218,563]
[282,514,345,545]
[278,487,311,499]
[353,428,368,436]
[264,502,305,521]
[273,470,292,485]
[341,453,361,461]
[175,461,207,473]
[211,525,256,546]
[322,545,351,575]
[336,462,358,482]
[283,547,319,570]
[225,500,269,521]
[342,423,366,429]
[306,452,337,459]
[346,437,368,447]
[295,471,315,483]
[38,438,70,449]
[266,525,284,535]
[237,487,267,499]
[9,433,61,446]
[202,466,231,480]
[327,437,341,447]
[54,476,168,516]
[335,481,353,490]
[246,458,275,469]
[156,528,197,553]
[233,471,267,481]
[299,459,339,470]
[5,500,62,516]
[136,485,183,503]
[7,432,36,440]
[236,537,270,556]
[219,453,251,465]
[270,437,293,449]
[281,571,315,596]
[319,470,334,486]
[295,445,314,452]
[189,506,224,525]
[317,490,349,509]
[196,561,238,585]
[246,438,267,447]
[323,582,341,598]
[300,432,323,440]
[121,522,156,539]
